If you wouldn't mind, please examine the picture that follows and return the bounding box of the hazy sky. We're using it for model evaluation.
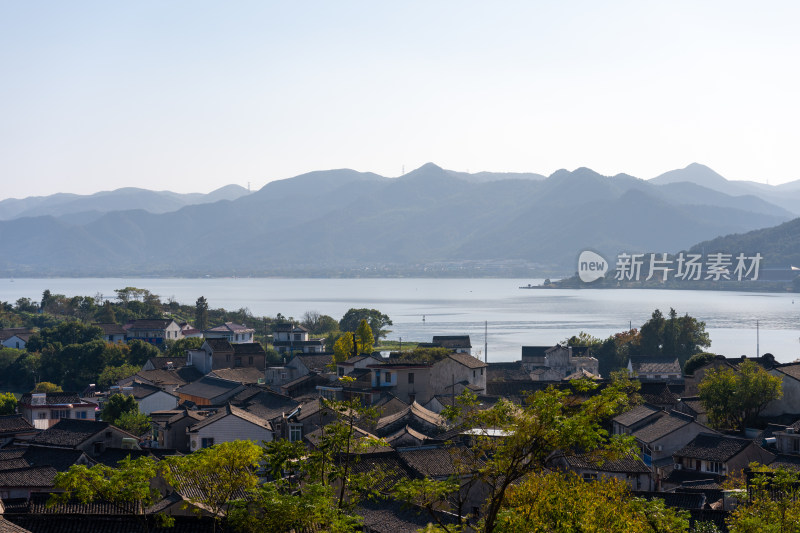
[1,1,799,200]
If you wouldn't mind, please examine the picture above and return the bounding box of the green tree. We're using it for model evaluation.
[301,311,339,335]
[0,392,18,415]
[15,297,39,313]
[354,319,374,355]
[164,337,203,358]
[638,308,710,368]
[339,308,392,341]
[333,333,355,364]
[98,300,117,323]
[26,321,103,352]
[727,466,800,533]
[699,359,783,429]
[50,456,163,532]
[195,296,209,331]
[163,440,263,532]
[101,393,138,423]
[115,410,151,436]
[98,364,141,388]
[33,381,62,393]
[126,339,161,366]
[493,471,689,533]
[684,352,717,376]
[396,375,639,533]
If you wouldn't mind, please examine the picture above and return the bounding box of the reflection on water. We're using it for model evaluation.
[2,278,798,363]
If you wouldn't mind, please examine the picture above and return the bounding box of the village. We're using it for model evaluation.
[0,299,798,532]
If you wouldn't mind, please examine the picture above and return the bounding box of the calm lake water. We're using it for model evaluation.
[2,278,799,363]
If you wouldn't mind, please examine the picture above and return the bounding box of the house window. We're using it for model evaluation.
[77,411,87,419]
[793,438,800,453]
[226,354,231,362]
[51,410,70,419]
[473,370,476,378]
[706,461,722,474]
[248,356,253,365]
[480,368,483,375]
[384,372,391,384]
[105,431,112,439]
[235,357,242,367]
[408,373,414,384]
[582,473,598,481]
[38,412,47,419]
[294,334,301,341]
[201,438,215,448]
[281,372,288,380]
[338,367,345,377]
[289,424,302,442]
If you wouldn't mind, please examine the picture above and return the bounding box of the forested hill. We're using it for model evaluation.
[0,163,791,277]
[688,217,800,268]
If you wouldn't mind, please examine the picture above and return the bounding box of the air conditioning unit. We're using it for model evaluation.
[653,445,663,452]
[787,427,795,434]
[674,463,682,470]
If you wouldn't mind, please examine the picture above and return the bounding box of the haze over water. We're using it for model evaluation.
[3,278,798,363]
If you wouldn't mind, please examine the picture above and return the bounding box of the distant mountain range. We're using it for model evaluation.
[0,163,797,277]
[0,184,251,223]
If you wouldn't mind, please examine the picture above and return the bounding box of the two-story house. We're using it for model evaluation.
[94,323,126,344]
[187,338,266,374]
[204,322,255,344]
[18,392,98,430]
[124,319,183,346]
[271,323,325,354]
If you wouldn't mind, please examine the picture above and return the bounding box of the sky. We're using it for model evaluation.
[1,1,799,200]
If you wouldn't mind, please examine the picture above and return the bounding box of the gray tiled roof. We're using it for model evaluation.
[629,356,681,374]
[0,415,35,436]
[398,445,485,478]
[613,404,661,428]
[29,420,111,447]
[175,376,243,400]
[675,433,755,462]
[565,453,651,474]
[0,466,57,487]
[447,352,487,369]
[633,413,693,444]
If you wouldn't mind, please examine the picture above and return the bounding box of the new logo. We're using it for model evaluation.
[578,250,608,283]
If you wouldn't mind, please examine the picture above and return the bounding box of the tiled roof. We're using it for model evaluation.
[125,319,177,330]
[0,517,30,533]
[136,367,202,387]
[629,356,681,374]
[206,322,253,333]
[204,338,233,352]
[356,498,456,533]
[398,445,485,478]
[0,466,57,487]
[613,404,661,428]
[432,335,472,349]
[521,346,554,359]
[634,413,693,444]
[293,354,334,372]
[93,323,126,336]
[176,376,243,400]
[374,402,445,435]
[776,363,800,381]
[385,425,432,446]
[447,352,486,369]
[565,453,651,474]
[633,491,706,510]
[374,395,410,418]
[349,451,413,492]
[128,382,170,400]
[639,383,680,406]
[4,492,138,515]
[209,367,264,384]
[29,420,111,447]
[18,447,88,472]
[675,433,755,462]
[19,392,87,407]
[145,357,187,370]
[188,404,271,433]
[768,454,800,472]
[232,343,266,356]
[487,361,532,382]
[234,389,298,421]
[3,515,215,532]
[272,323,308,333]
[0,415,35,436]
[0,458,29,471]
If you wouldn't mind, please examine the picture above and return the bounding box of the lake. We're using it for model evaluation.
[2,278,799,363]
